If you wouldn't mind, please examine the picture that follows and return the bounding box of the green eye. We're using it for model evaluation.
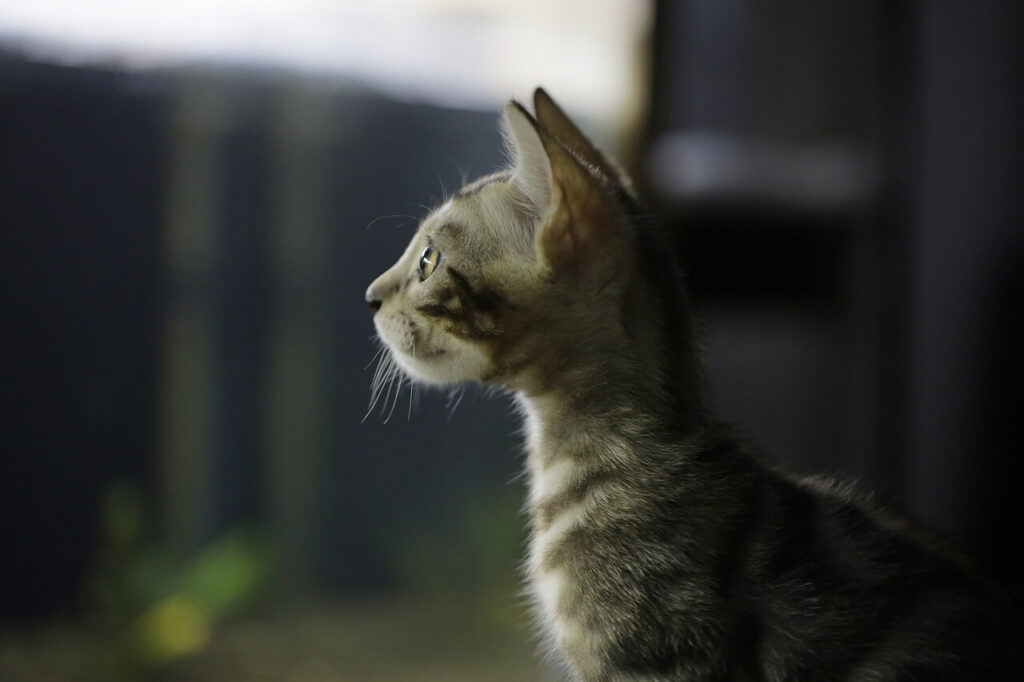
[418,245,442,280]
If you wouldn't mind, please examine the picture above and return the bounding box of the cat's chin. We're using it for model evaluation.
[389,347,486,386]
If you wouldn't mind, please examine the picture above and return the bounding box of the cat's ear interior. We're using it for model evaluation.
[532,88,628,190]
[502,100,618,270]
[503,101,553,214]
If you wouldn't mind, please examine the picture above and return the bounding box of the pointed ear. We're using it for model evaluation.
[503,99,620,270]
[502,100,618,270]
[534,128,621,270]
[533,87,631,192]
[502,101,553,213]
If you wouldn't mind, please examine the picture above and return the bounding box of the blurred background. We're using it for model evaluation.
[0,1,1021,680]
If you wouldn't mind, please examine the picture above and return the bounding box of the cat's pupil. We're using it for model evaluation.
[418,245,442,280]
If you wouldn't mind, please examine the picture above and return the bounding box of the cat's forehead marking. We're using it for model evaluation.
[426,191,501,241]
[420,170,511,237]
[435,221,466,240]
[454,169,514,200]
[419,171,532,259]
[419,205,461,238]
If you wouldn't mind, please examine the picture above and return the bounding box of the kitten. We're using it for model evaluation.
[366,89,1023,681]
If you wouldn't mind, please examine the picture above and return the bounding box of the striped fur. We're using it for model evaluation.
[366,89,1023,681]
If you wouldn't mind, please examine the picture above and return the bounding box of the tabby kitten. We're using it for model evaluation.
[366,89,1022,681]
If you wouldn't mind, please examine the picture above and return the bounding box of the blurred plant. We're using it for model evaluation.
[85,481,273,679]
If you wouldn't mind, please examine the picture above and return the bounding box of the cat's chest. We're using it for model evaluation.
[526,454,605,659]
[519,399,625,663]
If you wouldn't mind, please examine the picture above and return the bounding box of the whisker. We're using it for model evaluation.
[363,343,386,371]
[436,169,449,203]
[407,378,415,421]
[370,352,390,392]
[364,350,395,422]
[382,363,403,424]
[405,336,419,422]
[446,385,466,420]
[381,359,400,412]
[365,214,417,230]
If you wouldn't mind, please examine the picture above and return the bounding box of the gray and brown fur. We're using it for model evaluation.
[366,89,1023,681]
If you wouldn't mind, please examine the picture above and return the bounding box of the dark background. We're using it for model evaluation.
[1,0,1021,659]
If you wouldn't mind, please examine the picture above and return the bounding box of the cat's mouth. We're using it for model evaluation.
[374,311,488,385]
[377,326,444,363]
[396,346,446,362]
[376,326,448,377]
[388,346,455,385]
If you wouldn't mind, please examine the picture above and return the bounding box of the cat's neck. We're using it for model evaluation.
[513,259,706,484]
[515,340,704,460]
[516,364,705,482]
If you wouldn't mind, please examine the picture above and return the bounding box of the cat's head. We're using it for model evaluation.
[366,89,693,400]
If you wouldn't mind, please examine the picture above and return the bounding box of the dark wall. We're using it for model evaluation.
[0,59,166,619]
[904,1,1024,593]
[649,0,1024,600]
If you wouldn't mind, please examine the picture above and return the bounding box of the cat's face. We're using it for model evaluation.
[365,173,541,385]
[367,91,635,393]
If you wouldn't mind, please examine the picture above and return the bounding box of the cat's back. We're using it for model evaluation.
[733,459,1024,680]
[527,423,1024,680]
